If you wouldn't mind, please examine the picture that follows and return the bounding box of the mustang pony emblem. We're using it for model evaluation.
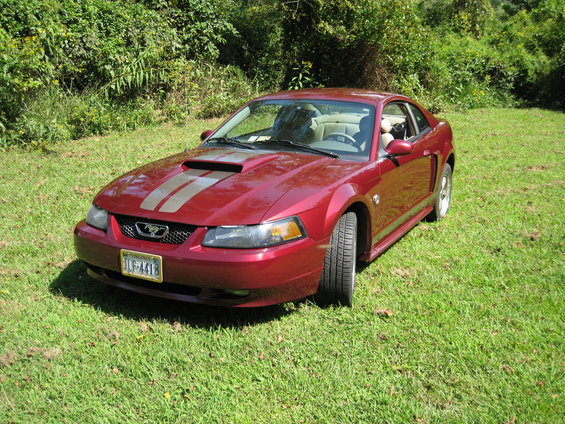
[135,222,169,239]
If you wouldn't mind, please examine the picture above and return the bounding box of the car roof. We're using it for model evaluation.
[255,88,408,105]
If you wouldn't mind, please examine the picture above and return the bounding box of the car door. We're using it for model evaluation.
[370,102,436,242]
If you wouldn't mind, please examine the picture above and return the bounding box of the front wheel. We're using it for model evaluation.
[313,212,357,307]
[427,163,453,221]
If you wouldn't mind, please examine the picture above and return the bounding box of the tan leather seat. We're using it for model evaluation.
[313,114,361,141]
[381,118,394,147]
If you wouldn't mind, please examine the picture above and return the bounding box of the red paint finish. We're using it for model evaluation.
[95,149,335,227]
[74,88,454,307]
[74,220,327,307]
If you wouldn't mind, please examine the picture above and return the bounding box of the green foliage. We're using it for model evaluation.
[228,0,431,90]
[0,88,158,149]
[0,0,171,146]
[0,26,54,131]
[418,0,498,35]
[287,61,322,90]
[223,1,287,88]
[66,93,158,140]
[8,89,71,149]
[224,0,561,110]
[1,0,563,148]
[143,0,237,60]
[489,0,565,106]
[0,0,253,147]
[161,59,259,122]
[412,34,524,109]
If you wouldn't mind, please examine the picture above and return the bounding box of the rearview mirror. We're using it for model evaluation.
[384,139,414,156]
[200,129,214,141]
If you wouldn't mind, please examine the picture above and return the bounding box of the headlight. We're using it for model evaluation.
[86,203,108,231]
[202,216,306,248]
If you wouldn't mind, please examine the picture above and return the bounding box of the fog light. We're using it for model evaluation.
[223,289,250,297]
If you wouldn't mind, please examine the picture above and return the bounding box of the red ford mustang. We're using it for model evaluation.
[74,88,454,307]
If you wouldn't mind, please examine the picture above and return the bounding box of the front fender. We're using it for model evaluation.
[320,183,371,239]
[261,178,373,242]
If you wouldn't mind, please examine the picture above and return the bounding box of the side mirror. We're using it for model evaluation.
[384,139,414,156]
[200,129,214,141]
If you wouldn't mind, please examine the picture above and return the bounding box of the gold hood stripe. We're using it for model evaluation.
[158,171,235,213]
[219,151,262,163]
[140,169,207,211]
[192,150,261,163]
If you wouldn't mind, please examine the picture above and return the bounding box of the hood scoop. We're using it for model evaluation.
[184,151,279,174]
[184,160,243,173]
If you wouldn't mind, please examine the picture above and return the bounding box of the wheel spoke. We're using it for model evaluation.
[425,162,453,222]
[439,172,452,216]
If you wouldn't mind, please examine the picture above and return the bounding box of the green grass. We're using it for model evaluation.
[0,109,563,423]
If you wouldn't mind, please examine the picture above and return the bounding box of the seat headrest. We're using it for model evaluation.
[359,115,371,130]
[381,118,392,134]
[279,107,312,123]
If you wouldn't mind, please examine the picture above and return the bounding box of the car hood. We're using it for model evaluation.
[94,148,350,226]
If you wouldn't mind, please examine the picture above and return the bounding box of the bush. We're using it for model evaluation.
[0,0,173,146]
[1,89,71,149]
[218,1,287,89]
[2,0,563,148]
[0,25,55,135]
[142,0,237,61]
[0,0,260,148]
[0,88,158,149]
[223,0,563,109]
[493,1,565,107]
[417,34,524,109]
[66,94,158,139]
[161,59,259,123]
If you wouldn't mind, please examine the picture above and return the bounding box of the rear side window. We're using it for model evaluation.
[408,103,430,133]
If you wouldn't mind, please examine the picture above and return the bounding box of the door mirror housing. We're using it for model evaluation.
[384,139,414,156]
[200,129,214,141]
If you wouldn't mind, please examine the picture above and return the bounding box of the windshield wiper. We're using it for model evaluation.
[206,137,256,150]
[256,139,339,159]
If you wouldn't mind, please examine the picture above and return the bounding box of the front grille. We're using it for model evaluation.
[114,214,197,245]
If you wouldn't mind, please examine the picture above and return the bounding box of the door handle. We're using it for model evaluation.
[423,149,431,156]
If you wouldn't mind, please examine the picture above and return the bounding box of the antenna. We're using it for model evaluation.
[184,71,189,152]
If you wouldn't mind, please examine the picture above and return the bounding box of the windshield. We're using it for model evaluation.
[207,99,376,161]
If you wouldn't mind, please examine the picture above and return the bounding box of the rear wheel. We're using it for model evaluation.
[427,163,452,221]
[314,212,357,307]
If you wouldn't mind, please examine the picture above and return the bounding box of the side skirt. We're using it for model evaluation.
[364,200,435,262]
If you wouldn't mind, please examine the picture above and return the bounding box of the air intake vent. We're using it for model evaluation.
[184,161,243,173]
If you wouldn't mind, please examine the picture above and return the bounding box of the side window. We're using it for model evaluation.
[408,103,430,134]
[382,103,414,140]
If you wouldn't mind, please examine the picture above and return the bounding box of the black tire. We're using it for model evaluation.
[426,163,453,222]
[314,212,357,307]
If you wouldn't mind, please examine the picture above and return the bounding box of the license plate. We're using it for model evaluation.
[120,249,163,283]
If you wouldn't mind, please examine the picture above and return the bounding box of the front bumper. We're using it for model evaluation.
[74,218,328,307]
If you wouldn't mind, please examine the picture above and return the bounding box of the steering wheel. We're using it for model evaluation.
[323,132,360,150]
[392,123,406,139]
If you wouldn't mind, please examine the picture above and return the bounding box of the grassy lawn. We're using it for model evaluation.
[0,108,563,423]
